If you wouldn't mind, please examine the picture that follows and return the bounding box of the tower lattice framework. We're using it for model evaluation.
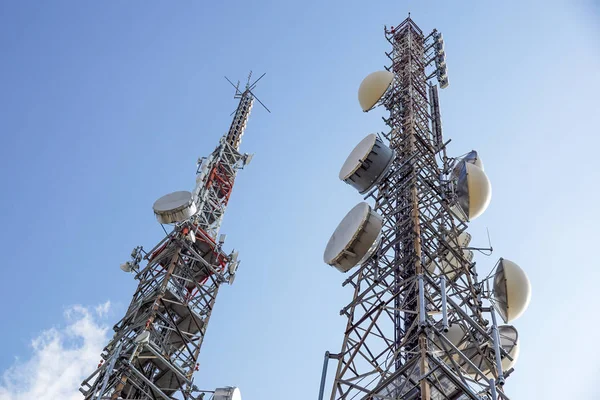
[327,17,513,400]
[80,75,259,400]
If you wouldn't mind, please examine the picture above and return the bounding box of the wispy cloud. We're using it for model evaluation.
[0,302,111,400]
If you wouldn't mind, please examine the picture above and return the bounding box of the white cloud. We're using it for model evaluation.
[0,302,111,400]
[94,302,111,318]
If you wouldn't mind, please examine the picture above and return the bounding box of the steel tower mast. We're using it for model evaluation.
[319,17,531,400]
[80,73,267,400]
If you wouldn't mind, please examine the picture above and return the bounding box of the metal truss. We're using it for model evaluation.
[80,79,258,400]
[193,87,254,239]
[326,17,511,400]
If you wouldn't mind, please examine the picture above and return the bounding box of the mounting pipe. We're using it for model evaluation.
[318,351,339,400]
[489,378,498,400]
[440,276,448,332]
[490,311,506,386]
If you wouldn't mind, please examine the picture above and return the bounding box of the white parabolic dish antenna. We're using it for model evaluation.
[447,324,519,377]
[358,71,394,111]
[339,134,395,193]
[438,248,474,281]
[445,324,469,350]
[493,258,532,323]
[324,202,383,273]
[425,231,472,279]
[453,162,492,221]
[152,191,197,224]
[120,262,133,273]
[434,323,469,356]
[134,330,150,344]
[466,325,520,377]
[495,325,520,373]
[213,387,241,400]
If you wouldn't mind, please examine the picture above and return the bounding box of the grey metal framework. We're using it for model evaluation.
[324,18,512,400]
[80,74,263,400]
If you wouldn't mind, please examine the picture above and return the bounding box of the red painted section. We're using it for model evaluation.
[205,162,235,206]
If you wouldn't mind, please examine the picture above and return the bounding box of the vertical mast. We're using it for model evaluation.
[226,78,255,151]
[193,72,263,240]
[80,75,263,400]
[321,16,530,400]
[192,77,255,240]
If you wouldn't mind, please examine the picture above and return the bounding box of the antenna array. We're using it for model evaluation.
[80,74,266,400]
[319,17,531,400]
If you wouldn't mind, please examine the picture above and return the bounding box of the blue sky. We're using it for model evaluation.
[0,0,598,399]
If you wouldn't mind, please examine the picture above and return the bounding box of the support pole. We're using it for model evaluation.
[489,378,498,400]
[490,311,506,386]
[318,352,337,400]
[418,275,426,327]
[440,276,448,332]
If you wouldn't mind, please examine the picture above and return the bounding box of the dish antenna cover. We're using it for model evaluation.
[425,231,472,280]
[493,258,531,323]
[472,325,519,376]
[339,134,395,193]
[456,325,519,377]
[445,324,469,350]
[438,249,474,281]
[358,71,394,111]
[453,162,492,221]
[434,323,469,356]
[153,191,197,224]
[134,330,150,344]
[324,202,383,273]
[120,262,133,273]
[214,387,241,400]
[496,325,520,372]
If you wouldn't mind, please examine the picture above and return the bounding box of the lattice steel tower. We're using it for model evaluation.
[80,73,268,400]
[319,17,531,400]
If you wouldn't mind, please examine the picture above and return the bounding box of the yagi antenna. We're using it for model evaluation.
[224,71,271,114]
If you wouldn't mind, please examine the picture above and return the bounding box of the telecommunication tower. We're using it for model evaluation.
[80,72,268,400]
[318,17,531,400]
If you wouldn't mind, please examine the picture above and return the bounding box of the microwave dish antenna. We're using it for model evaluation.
[452,161,492,221]
[213,386,241,400]
[339,133,395,193]
[152,190,197,224]
[493,258,532,323]
[324,202,383,273]
[358,70,394,111]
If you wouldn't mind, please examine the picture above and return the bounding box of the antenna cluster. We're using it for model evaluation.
[318,16,531,400]
[80,74,267,400]
[225,71,271,113]
[430,30,448,88]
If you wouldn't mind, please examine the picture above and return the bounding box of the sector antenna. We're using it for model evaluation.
[317,17,531,400]
[80,72,269,400]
